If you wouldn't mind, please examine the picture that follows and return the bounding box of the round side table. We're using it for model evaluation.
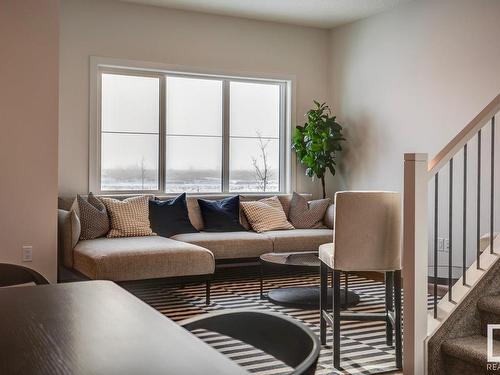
[260,251,360,309]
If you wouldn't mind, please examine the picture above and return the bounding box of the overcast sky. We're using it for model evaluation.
[101,74,280,174]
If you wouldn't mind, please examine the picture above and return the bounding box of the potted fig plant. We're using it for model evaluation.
[292,101,345,198]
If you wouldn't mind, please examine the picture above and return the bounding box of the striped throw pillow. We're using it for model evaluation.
[241,196,294,233]
[100,196,155,238]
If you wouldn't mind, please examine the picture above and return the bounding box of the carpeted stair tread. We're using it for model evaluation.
[478,295,500,339]
[442,335,494,367]
[478,295,500,315]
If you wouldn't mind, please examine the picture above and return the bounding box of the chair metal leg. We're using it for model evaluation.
[385,271,394,347]
[206,279,211,306]
[260,261,264,299]
[394,270,403,369]
[320,262,328,345]
[333,270,341,369]
[344,272,349,304]
[321,267,400,371]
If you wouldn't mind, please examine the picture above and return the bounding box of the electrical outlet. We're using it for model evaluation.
[22,246,32,262]
[444,239,450,252]
[438,238,445,252]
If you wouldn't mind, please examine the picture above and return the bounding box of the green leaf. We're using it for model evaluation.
[291,100,346,187]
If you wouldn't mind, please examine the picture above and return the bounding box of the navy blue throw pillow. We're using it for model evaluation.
[149,193,198,237]
[198,196,246,232]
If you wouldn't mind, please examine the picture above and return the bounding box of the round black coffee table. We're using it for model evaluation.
[259,251,360,309]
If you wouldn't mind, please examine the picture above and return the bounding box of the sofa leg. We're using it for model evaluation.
[206,279,211,306]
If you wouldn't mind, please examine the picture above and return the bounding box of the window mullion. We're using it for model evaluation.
[279,82,286,193]
[222,80,230,193]
[92,70,103,193]
[159,75,167,193]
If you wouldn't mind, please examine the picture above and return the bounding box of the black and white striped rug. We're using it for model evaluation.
[121,270,400,374]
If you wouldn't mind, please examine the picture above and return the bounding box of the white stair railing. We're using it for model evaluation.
[402,93,500,375]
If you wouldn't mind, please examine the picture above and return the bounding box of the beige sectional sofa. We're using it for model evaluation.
[58,194,334,285]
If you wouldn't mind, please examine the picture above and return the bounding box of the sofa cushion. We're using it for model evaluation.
[58,209,81,268]
[277,195,293,217]
[149,193,198,237]
[262,229,333,252]
[77,193,110,240]
[171,231,274,259]
[238,204,252,231]
[186,196,250,231]
[73,236,214,281]
[100,196,155,238]
[288,192,330,229]
[323,204,335,229]
[241,196,294,233]
[186,197,205,231]
[198,196,246,232]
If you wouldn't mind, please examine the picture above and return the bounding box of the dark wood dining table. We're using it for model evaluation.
[0,280,250,375]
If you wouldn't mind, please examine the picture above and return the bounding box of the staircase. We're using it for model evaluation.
[443,332,497,374]
[443,293,500,374]
[402,93,500,374]
[442,294,500,374]
[427,249,500,374]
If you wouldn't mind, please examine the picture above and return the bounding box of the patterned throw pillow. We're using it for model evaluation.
[288,192,331,229]
[240,196,294,233]
[100,196,155,238]
[77,193,110,240]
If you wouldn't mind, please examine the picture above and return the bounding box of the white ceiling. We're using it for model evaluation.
[117,0,412,28]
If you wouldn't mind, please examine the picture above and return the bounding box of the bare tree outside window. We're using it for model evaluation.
[251,131,272,192]
[99,72,283,193]
[139,157,147,190]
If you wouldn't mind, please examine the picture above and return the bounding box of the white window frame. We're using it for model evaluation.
[89,57,293,196]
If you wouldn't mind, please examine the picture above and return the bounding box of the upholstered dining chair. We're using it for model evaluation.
[0,263,49,287]
[319,191,402,370]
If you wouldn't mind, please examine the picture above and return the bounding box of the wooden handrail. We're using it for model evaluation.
[428,93,500,176]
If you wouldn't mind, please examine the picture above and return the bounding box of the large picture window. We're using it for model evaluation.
[92,65,289,194]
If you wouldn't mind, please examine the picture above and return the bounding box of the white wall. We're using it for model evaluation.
[328,0,500,272]
[59,0,330,198]
[328,0,500,192]
[0,0,59,282]
[59,0,500,207]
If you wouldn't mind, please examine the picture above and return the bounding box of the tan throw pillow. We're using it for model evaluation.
[100,196,155,238]
[289,192,331,229]
[241,196,294,233]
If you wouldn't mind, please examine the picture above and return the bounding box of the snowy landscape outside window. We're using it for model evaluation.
[97,68,287,194]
